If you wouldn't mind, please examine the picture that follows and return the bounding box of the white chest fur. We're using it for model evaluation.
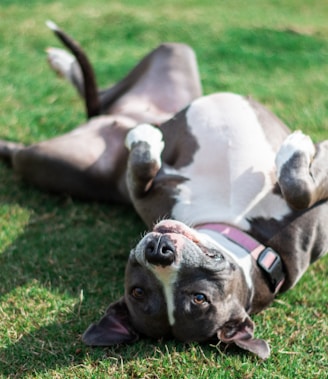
[171,93,290,229]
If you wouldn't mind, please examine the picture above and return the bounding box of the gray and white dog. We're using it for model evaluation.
[1,23,327,359]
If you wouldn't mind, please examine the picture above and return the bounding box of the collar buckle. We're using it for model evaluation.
[257,247,285,293]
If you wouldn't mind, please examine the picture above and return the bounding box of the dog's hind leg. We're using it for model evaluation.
[98,42,202,121]
[276,131,328,209]
[47,47,84,98]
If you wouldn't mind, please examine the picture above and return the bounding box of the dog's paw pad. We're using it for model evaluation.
[125,123,164,151]
[46,47,76,79]
[275,131,315,174]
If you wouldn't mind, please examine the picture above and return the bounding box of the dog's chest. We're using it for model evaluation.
[170,94,290,229]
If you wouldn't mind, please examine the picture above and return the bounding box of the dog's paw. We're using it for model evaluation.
[125,123,164,151]
[46,47,77,80]
[125,124,164,166]
[275,131,315,176]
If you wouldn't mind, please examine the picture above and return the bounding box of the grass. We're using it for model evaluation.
[0,0,327,377]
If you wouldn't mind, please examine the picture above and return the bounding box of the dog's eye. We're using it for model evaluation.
[206,249,224,261]
[131,287,145,299]
[193,293,207,305]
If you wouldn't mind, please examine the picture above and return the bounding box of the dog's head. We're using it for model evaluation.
[83,220,270,359]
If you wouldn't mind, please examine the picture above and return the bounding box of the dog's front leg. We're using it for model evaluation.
[125,124,164,198]
[276,131,328,209]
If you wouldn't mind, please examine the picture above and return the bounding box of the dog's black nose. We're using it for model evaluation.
[144,236,175,266]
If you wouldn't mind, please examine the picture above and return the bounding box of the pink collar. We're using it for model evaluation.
[195,223,285,294]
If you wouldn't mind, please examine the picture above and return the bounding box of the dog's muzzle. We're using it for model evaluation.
[144,235,176,266]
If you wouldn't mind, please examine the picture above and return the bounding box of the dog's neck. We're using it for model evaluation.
[195,223,285,312]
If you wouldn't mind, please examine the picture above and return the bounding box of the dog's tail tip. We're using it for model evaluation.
[46,20,59,32]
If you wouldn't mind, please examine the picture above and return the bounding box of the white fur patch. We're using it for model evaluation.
[171,93,290,229]
[151,264,180,325]
[125,123,164,166]
[275,130,315,178]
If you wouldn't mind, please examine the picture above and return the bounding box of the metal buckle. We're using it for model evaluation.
[257,247,285,293]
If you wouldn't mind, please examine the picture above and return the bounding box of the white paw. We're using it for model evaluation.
[125,123,164,150]
[46,47,77,80]
[275,131,315,176]
[125,123,164,165]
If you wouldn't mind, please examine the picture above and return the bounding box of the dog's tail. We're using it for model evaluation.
[46,20,100,119]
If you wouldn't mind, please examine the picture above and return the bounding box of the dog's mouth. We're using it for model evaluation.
[153,220,201,242]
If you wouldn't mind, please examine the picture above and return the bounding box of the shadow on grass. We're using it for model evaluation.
[0,319,239,378]
[0,165,149,376]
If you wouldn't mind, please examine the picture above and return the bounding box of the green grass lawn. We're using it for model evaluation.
[0,1,327,378]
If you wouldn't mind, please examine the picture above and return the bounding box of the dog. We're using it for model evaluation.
[1,22,327,360]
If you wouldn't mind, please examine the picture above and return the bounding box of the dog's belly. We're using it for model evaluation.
[171,93,291,229]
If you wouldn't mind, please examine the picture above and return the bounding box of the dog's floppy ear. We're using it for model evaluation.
[218,314,270,360]
[82,298,139,346]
